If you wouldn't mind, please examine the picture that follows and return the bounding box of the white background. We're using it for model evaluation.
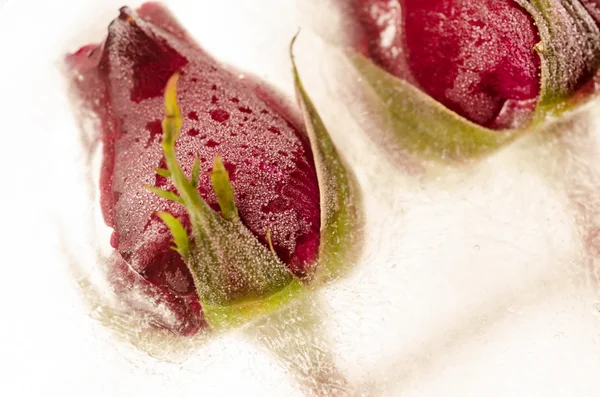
[1,0,600,396]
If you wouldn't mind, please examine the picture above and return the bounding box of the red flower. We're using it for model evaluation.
[354,0,600,130]
[68,3,323,335]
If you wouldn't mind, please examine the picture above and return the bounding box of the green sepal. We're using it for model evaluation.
[290,35,363,282]
[185,214,294,307]
[515,0,600,115]
[156,211,190,258]
[190,157,200,189]
[203,279,305,331]
[155,168,171,178]
[162,73,182,144]
[346,52,521,162]
[143,185,184,205]
[210,154,238,221]
[156,73,295,319]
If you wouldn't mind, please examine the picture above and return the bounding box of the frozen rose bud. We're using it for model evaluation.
[357,0,541,129]
[68,3,360,334]
[582,0,600,25]
[346,0,600,159]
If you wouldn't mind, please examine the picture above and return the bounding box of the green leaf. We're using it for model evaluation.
[155,168,171,178]
[156,212,190,258]
[210,154,238,221]
[290,35,363,282]
[144,185,184,205]
[190,157,200,189]
[515,0,600,113]
[157,73,295,317]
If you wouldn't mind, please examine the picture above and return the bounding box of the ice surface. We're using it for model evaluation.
[2,0,600,396]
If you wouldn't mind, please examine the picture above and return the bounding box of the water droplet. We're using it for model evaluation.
[268,126,281,135]
[145,120,163,148]
[209,109,230,123]
[206,139,220,148]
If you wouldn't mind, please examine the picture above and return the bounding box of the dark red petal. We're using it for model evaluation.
[582,0,600,25]
[68,4,321,334]
[355,0,541,129]
[109,255,205,336]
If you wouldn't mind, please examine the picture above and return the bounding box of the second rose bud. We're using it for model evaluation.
[350,0,600,160]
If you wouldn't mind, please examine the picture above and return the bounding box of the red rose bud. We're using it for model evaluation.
[67,3,360,334]
[582,0,600,25]
[349,0,600,158]
[357,0,541,129]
